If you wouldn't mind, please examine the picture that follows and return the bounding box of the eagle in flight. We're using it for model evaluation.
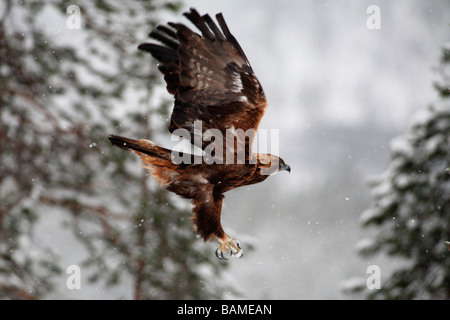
[109,8,290,259]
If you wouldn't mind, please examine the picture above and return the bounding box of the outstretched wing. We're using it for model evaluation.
[138,8,267,159]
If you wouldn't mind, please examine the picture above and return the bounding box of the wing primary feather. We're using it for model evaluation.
[138,43,178,63]
[156,25,177,39]
[167,22,192,42]
[201,14,226,42]
[149,30,179,50]
[184,8,216,41]
[215,13,249,62]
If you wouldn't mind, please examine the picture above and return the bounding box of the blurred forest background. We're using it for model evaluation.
[0,0,449,299]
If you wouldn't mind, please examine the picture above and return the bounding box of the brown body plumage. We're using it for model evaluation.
[108,8,290,258]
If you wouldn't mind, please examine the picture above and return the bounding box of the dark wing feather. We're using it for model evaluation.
[138,8,267,158]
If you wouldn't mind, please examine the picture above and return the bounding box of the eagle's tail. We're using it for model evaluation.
[108,134,171,161]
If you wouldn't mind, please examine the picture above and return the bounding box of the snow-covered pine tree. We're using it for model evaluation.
[357,46,450,299]
[0,0,233,299]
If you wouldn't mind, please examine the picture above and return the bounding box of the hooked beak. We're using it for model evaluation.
[284,164,291,173]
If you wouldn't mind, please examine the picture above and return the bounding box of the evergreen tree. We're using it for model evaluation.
[357,47,450,299]
[0,0,233,299]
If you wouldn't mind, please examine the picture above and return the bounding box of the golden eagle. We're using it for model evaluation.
[109,8,290,259]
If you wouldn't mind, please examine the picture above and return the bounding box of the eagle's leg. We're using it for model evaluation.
[215,235,243,259]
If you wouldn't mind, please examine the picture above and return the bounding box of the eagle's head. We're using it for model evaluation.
[256,154,291,176]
